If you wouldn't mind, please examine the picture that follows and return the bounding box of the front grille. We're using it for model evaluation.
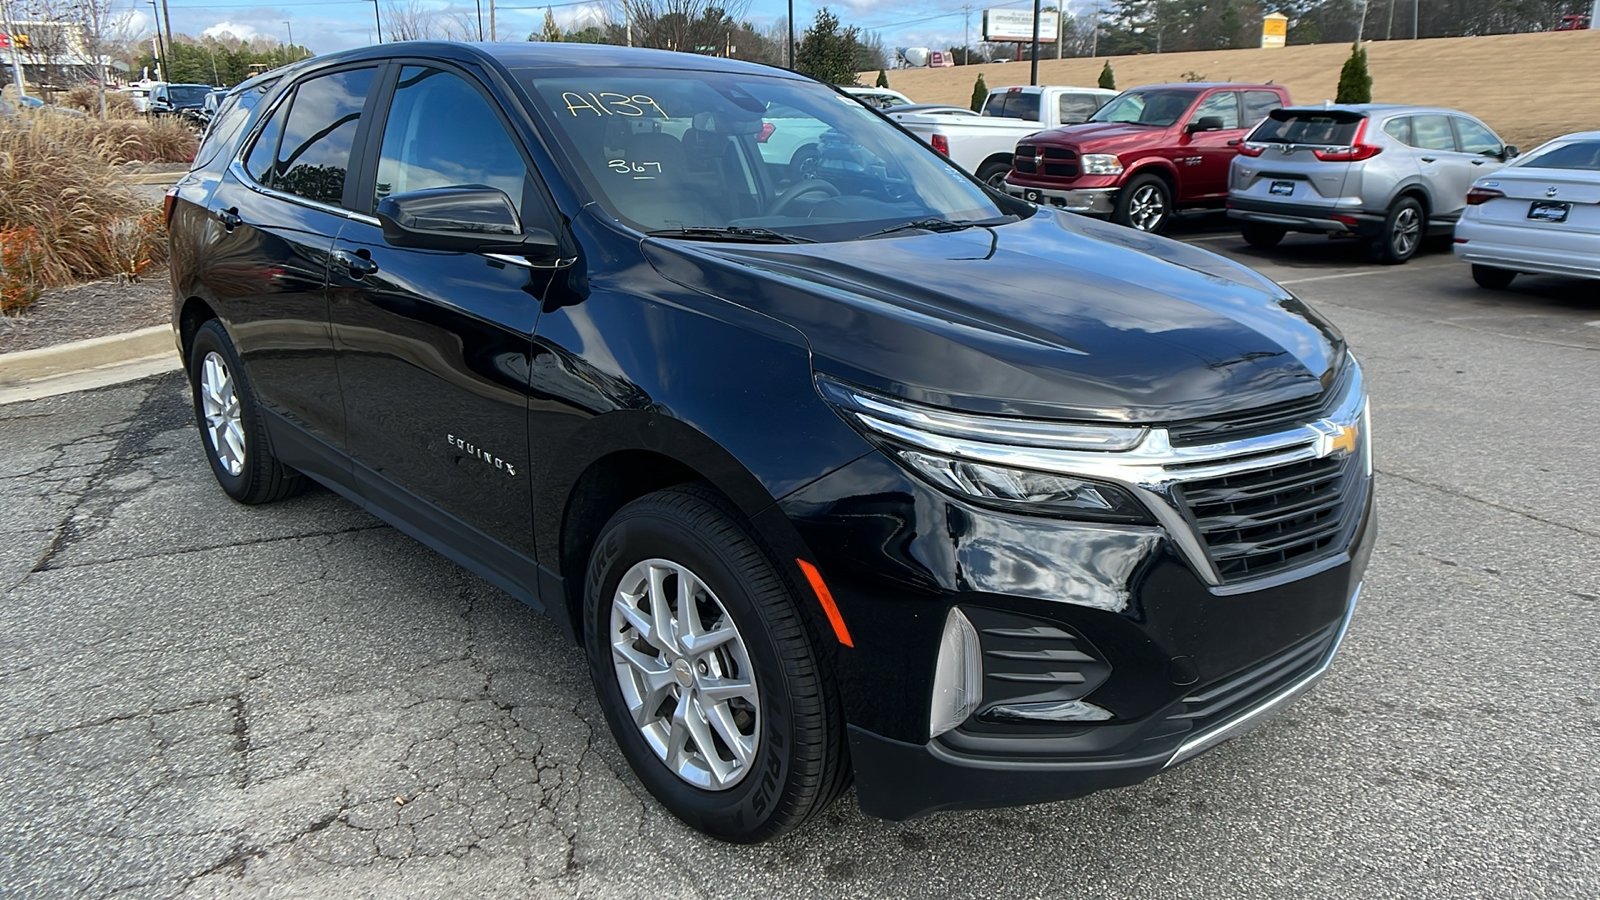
[1166,622,1337,734]
[1178,453,1354,581]
[1012,145,1078,178]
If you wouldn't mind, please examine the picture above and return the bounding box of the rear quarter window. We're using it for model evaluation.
[192,81,277,172]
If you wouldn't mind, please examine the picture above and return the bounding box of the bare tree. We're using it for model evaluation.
[383,0,440,41]
[65,0,115,116]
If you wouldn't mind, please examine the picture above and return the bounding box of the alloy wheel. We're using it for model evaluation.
[610,558,760,791]
[1128,184,1166,231]
[1391,206,1421,257]
[199,351,245,477]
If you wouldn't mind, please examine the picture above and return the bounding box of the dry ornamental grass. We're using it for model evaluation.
[0,112,179,312]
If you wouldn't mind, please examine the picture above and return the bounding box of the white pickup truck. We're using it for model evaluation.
[896,85,1116,186]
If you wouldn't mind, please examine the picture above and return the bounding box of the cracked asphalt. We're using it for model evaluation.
[2,229,1598,899]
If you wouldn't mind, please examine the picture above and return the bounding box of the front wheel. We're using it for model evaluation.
[1113,174,1172,234]
[1471,264,1517,289]
[583,485,848,842]
[976,159,1012,189]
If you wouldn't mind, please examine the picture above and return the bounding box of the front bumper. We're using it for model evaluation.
[1005,182,1119,215]
[1228,197,1384,236]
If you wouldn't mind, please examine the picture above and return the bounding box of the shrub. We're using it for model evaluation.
[1336,42,1372,104]
[61,85,139,118]
[0,117,166,303]
[875,69,889,88]
[1098,61,1116,91]
[970,73,987,112]
[1181,70,1207,83]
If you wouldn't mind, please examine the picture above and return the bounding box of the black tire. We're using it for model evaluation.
[1471,264,1517,289]
[1112,174,1172,234]
[1240,223,1286,249]
[583,485,847,842]
[187,319,305,504]
[1372,196,1424,264]
[788,145,819,183]
[976,159,1012,189]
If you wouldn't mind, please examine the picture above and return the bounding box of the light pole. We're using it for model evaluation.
[373,0,383,42]
[2,0,27,99]
[148,0,166,81]
[1029,0,1041,86]
[283,20,293,58]
[787,0,794,69]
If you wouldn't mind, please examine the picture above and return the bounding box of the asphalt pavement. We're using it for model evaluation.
[2,224,1597,899]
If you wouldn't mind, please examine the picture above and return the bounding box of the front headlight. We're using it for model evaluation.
[817,376,1153,522]
[1080,153,1124,175]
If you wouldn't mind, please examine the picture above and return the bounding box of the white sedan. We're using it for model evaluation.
[1454,130,1600,288]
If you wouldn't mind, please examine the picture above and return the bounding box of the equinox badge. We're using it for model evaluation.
[447,434,517,476]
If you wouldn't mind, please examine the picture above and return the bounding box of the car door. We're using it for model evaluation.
[202,65,380,479]
[1449,115,1509,217]
[1408,113,1472,220]
[1179,90,1246,201]
[329,62,558,564]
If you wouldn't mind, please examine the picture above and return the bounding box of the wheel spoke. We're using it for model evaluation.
[681,622,737,657]
[646,564,680,655]
[616,591,662,649]
[676,570,703,640]
[697,674,756,704]
[704,699,755,768]
[683,694,734,785]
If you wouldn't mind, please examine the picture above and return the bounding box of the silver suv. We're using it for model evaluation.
[1227,104,1517,263]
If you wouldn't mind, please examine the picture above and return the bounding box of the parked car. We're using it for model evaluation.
[898,85,1116,186]
[1006,83,1290,233]
[149,82,215,116]
[1454,130,1600,287]
[1228,104,1515,263]
[841,85,915,109]
[14,94,87,118]
[120,84,152,112]
[169,42,1372,842]
[885,103,981,119]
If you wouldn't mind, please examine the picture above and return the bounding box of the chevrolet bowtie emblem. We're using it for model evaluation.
[1328,422,1360,457]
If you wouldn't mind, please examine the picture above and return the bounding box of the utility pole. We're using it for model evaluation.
[1056,7,1063,59]
[148,0,166,81]
[1355,0,1368,44]
[1412,0,1419,39]
[2,0,26,98]
[475,0,483,40]
[284,20,293,57]
[373,0,383,42]
[625,0,633,47]
[786,0,794,68]
[160,0,172,59]
[1029,0,1041,85]
[1091,3,1097,57]
[489,0,496,40]
[963,4,971,64]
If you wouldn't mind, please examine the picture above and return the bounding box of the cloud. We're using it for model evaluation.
[203,22,260,40]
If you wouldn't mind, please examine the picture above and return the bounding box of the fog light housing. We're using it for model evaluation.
[930,607,982,739]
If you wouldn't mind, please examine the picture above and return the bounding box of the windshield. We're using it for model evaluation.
[1088,89,1198,127]
[518,68,1005,242]
[168,85,212,106]
[1517,140,1600,170]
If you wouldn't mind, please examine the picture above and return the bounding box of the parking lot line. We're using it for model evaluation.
[1275,270,1392,286]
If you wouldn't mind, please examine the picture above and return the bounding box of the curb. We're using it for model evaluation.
[0,326,177,388]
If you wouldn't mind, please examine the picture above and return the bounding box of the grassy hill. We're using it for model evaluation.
[870,30,1600,149]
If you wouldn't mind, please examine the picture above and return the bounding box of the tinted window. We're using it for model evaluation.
[375,67,530,215]
[1454,117,1502,155]
[194,81,275,171]
[1089,89,1197,127]
[272,68,376,206]
[1251,109,1362,145]
[1518,140,1600,170]
[1192,92,1241,130]
[986,91,1040,121]
[243,99,286,184]
[1057,92,1102,124]
[1409,114,1457,151]
[1242,91,1281,124]
[1382,116,1412,145]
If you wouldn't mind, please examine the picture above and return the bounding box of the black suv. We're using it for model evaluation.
[168,42,1374,842]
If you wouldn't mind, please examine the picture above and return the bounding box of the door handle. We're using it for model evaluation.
[1227,139,1241,146]
[332,249,379,277]
[1419,156,1437,163]
[1470,158,1486,165]
[217,207,241,231]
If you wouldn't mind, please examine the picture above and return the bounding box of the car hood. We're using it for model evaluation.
[1033,121,1169,151]
[642,210,1345,423]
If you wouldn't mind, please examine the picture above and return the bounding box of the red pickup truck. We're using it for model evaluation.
[1004,83,1291,234]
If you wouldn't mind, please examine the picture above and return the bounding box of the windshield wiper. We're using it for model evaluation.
[860,215,1018,239]
[644,226,814,244]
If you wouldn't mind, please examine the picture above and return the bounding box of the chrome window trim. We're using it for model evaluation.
[1164,581,1360,768]
[228,158,366,223]
[823,357,1369,587]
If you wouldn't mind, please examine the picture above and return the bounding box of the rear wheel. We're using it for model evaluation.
[1372,196,1424,264]
[187,319,304,504]
[1240,223,1286,249]
[583,485,847,842]
[1113,174,1172,234]
[976,159,1012,189]
[1471,264,1517,289]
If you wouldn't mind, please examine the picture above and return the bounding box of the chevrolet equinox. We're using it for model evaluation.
[168,43,1374,842]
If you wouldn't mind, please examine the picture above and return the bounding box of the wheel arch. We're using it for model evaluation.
[177,295,219,367]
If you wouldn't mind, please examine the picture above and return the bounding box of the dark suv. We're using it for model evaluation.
[168,42,1374,842]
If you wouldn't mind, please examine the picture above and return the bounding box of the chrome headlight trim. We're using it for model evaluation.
[817,358,1368,587]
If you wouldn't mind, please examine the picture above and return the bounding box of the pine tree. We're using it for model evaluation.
[875,69,889,88]
[795,9,864,85]
[1335,42,1372,104]
[970,73,987,112]
[1098,61,1116,91]
[538,9,563,43]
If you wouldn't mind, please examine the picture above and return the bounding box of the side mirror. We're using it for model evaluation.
[1502,145,1520,160]
[1186,115,1225,134]
[376,186,560,259]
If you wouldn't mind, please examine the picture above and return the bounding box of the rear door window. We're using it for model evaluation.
[1409,114,1457,152]
[1453,117,1502,155]
[1242,91,1282,125]
[985,91,1039,121]
[1057,92,1101,124]
[1192,92,1241,130]
[263,67,377,207]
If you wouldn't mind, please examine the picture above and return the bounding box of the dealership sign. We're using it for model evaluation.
[983,9,1060,42]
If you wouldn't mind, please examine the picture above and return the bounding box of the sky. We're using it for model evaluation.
[108,0,1078,64]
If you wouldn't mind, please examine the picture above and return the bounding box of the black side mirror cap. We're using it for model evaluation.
[376,186,562,260]
[1186,115,1225,134]
[1502,145,1520,160]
